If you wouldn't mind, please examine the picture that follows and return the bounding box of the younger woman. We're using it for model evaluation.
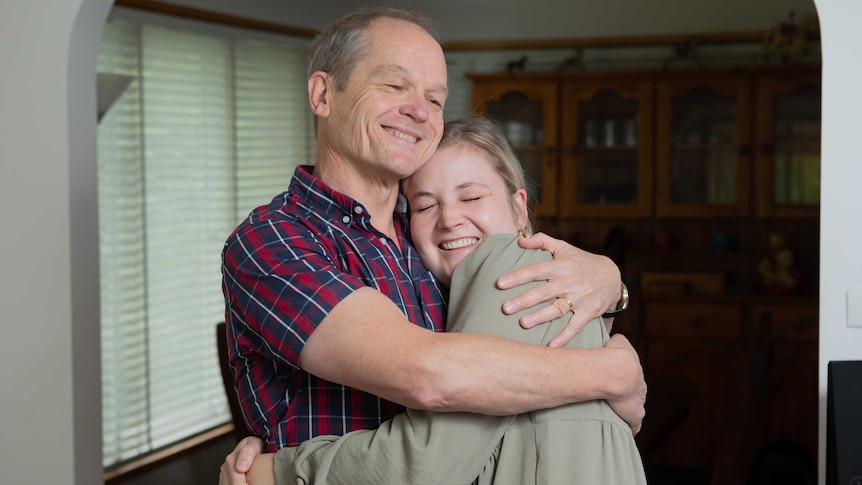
[243,117,647,484]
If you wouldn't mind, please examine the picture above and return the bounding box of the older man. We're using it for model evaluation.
[220,6,644,483]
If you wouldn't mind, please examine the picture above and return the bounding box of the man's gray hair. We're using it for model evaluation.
[308,7,439,91]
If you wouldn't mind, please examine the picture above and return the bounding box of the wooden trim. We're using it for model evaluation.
[467,65,821,84]
[444,31,819,52]
[114,0,318,38]
[103,423,235,482]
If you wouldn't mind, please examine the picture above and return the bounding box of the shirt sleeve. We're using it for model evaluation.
[272,410,516,485]
[222,215,364,367]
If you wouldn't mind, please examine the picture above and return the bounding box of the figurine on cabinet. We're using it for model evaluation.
[762,10,818,63]
[758,233,801,293]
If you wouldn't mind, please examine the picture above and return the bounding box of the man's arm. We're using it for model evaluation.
[300,286,642,416]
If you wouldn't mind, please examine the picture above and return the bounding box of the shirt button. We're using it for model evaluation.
[353,206,363,215]
[342,215,350,224]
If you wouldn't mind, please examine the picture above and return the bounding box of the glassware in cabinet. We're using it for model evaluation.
[656,75,752,217]
[755,70,821,218]
[560,80,653,218]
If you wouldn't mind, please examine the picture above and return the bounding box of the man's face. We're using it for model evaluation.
[324,18,449,182]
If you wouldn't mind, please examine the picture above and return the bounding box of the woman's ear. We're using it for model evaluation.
[308,71,332,118]
[511,188,529,229]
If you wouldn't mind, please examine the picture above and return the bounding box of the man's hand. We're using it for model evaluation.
[602,334,647,434]
[497,232,621,348]
[219,436,264,485]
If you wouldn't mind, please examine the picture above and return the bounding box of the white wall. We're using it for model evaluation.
[146,0,820,40]
[406,0,819,40]
[814,0,862,481]
[0,1,110,484]
[0,0,857,483]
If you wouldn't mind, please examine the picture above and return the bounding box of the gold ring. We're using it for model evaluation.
[564,296,574,313]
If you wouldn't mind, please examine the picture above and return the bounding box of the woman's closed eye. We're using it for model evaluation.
[462,193,489,203]
[414,203,438,213]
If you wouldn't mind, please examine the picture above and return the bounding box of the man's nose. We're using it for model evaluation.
[400,91,429,122]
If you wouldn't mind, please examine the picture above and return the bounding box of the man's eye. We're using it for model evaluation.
[463,196,484,203]
[428,98,443,109]
[387,84,404,91]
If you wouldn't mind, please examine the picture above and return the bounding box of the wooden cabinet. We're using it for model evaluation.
[754,68,822,218]
[468,66,820,221]
[470,79,559,217]
[640,296,818,471]
[643,301,743,469]
[655,73,752,218]
[469,73,655,219]
[753,304,819,463]
[559,79,653,217]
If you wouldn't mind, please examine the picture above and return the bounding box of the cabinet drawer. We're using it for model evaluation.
[754,305,818,342]
[645,303,742,339]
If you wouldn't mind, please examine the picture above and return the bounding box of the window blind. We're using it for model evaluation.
[97,17,312,468]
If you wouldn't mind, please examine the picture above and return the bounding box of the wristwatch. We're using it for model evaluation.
[601,282,629,318]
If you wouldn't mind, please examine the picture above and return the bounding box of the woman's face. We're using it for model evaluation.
[403,143,527,287]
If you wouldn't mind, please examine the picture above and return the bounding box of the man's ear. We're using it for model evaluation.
[308,71,332,118]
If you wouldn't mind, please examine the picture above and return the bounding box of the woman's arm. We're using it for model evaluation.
[227,411,514,485]
[498,232,623,348]
[272,411,514,485]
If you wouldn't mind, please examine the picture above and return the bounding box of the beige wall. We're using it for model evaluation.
[0,1,110,484]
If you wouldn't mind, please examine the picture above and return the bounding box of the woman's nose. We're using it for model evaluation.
[437,203,463,228]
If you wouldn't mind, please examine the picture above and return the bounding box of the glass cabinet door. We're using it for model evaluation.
[656,76,751,217]
[559,81,653,217]
[471,81,558,217]
[755,71,821,217]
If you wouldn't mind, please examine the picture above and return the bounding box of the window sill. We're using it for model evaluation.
[104,423,234,483]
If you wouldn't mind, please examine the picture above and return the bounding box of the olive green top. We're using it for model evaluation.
[272,234,646,484]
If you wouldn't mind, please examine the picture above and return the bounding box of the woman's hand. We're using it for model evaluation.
[497,232,621,347]
[219,436,264,485]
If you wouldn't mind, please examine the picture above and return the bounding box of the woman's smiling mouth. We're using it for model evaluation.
[439,237,480,250]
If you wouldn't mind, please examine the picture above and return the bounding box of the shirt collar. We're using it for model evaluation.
[289,165,408,223]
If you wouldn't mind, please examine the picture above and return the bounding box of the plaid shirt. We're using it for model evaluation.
[222,165,447,451]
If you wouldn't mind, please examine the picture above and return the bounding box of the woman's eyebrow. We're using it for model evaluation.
[455,182,491,191]
[408,190,436,201]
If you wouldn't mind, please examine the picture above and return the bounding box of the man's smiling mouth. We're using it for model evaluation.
[384,127,418,143]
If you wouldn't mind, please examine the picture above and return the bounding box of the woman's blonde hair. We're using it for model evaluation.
[436,116,535,234]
